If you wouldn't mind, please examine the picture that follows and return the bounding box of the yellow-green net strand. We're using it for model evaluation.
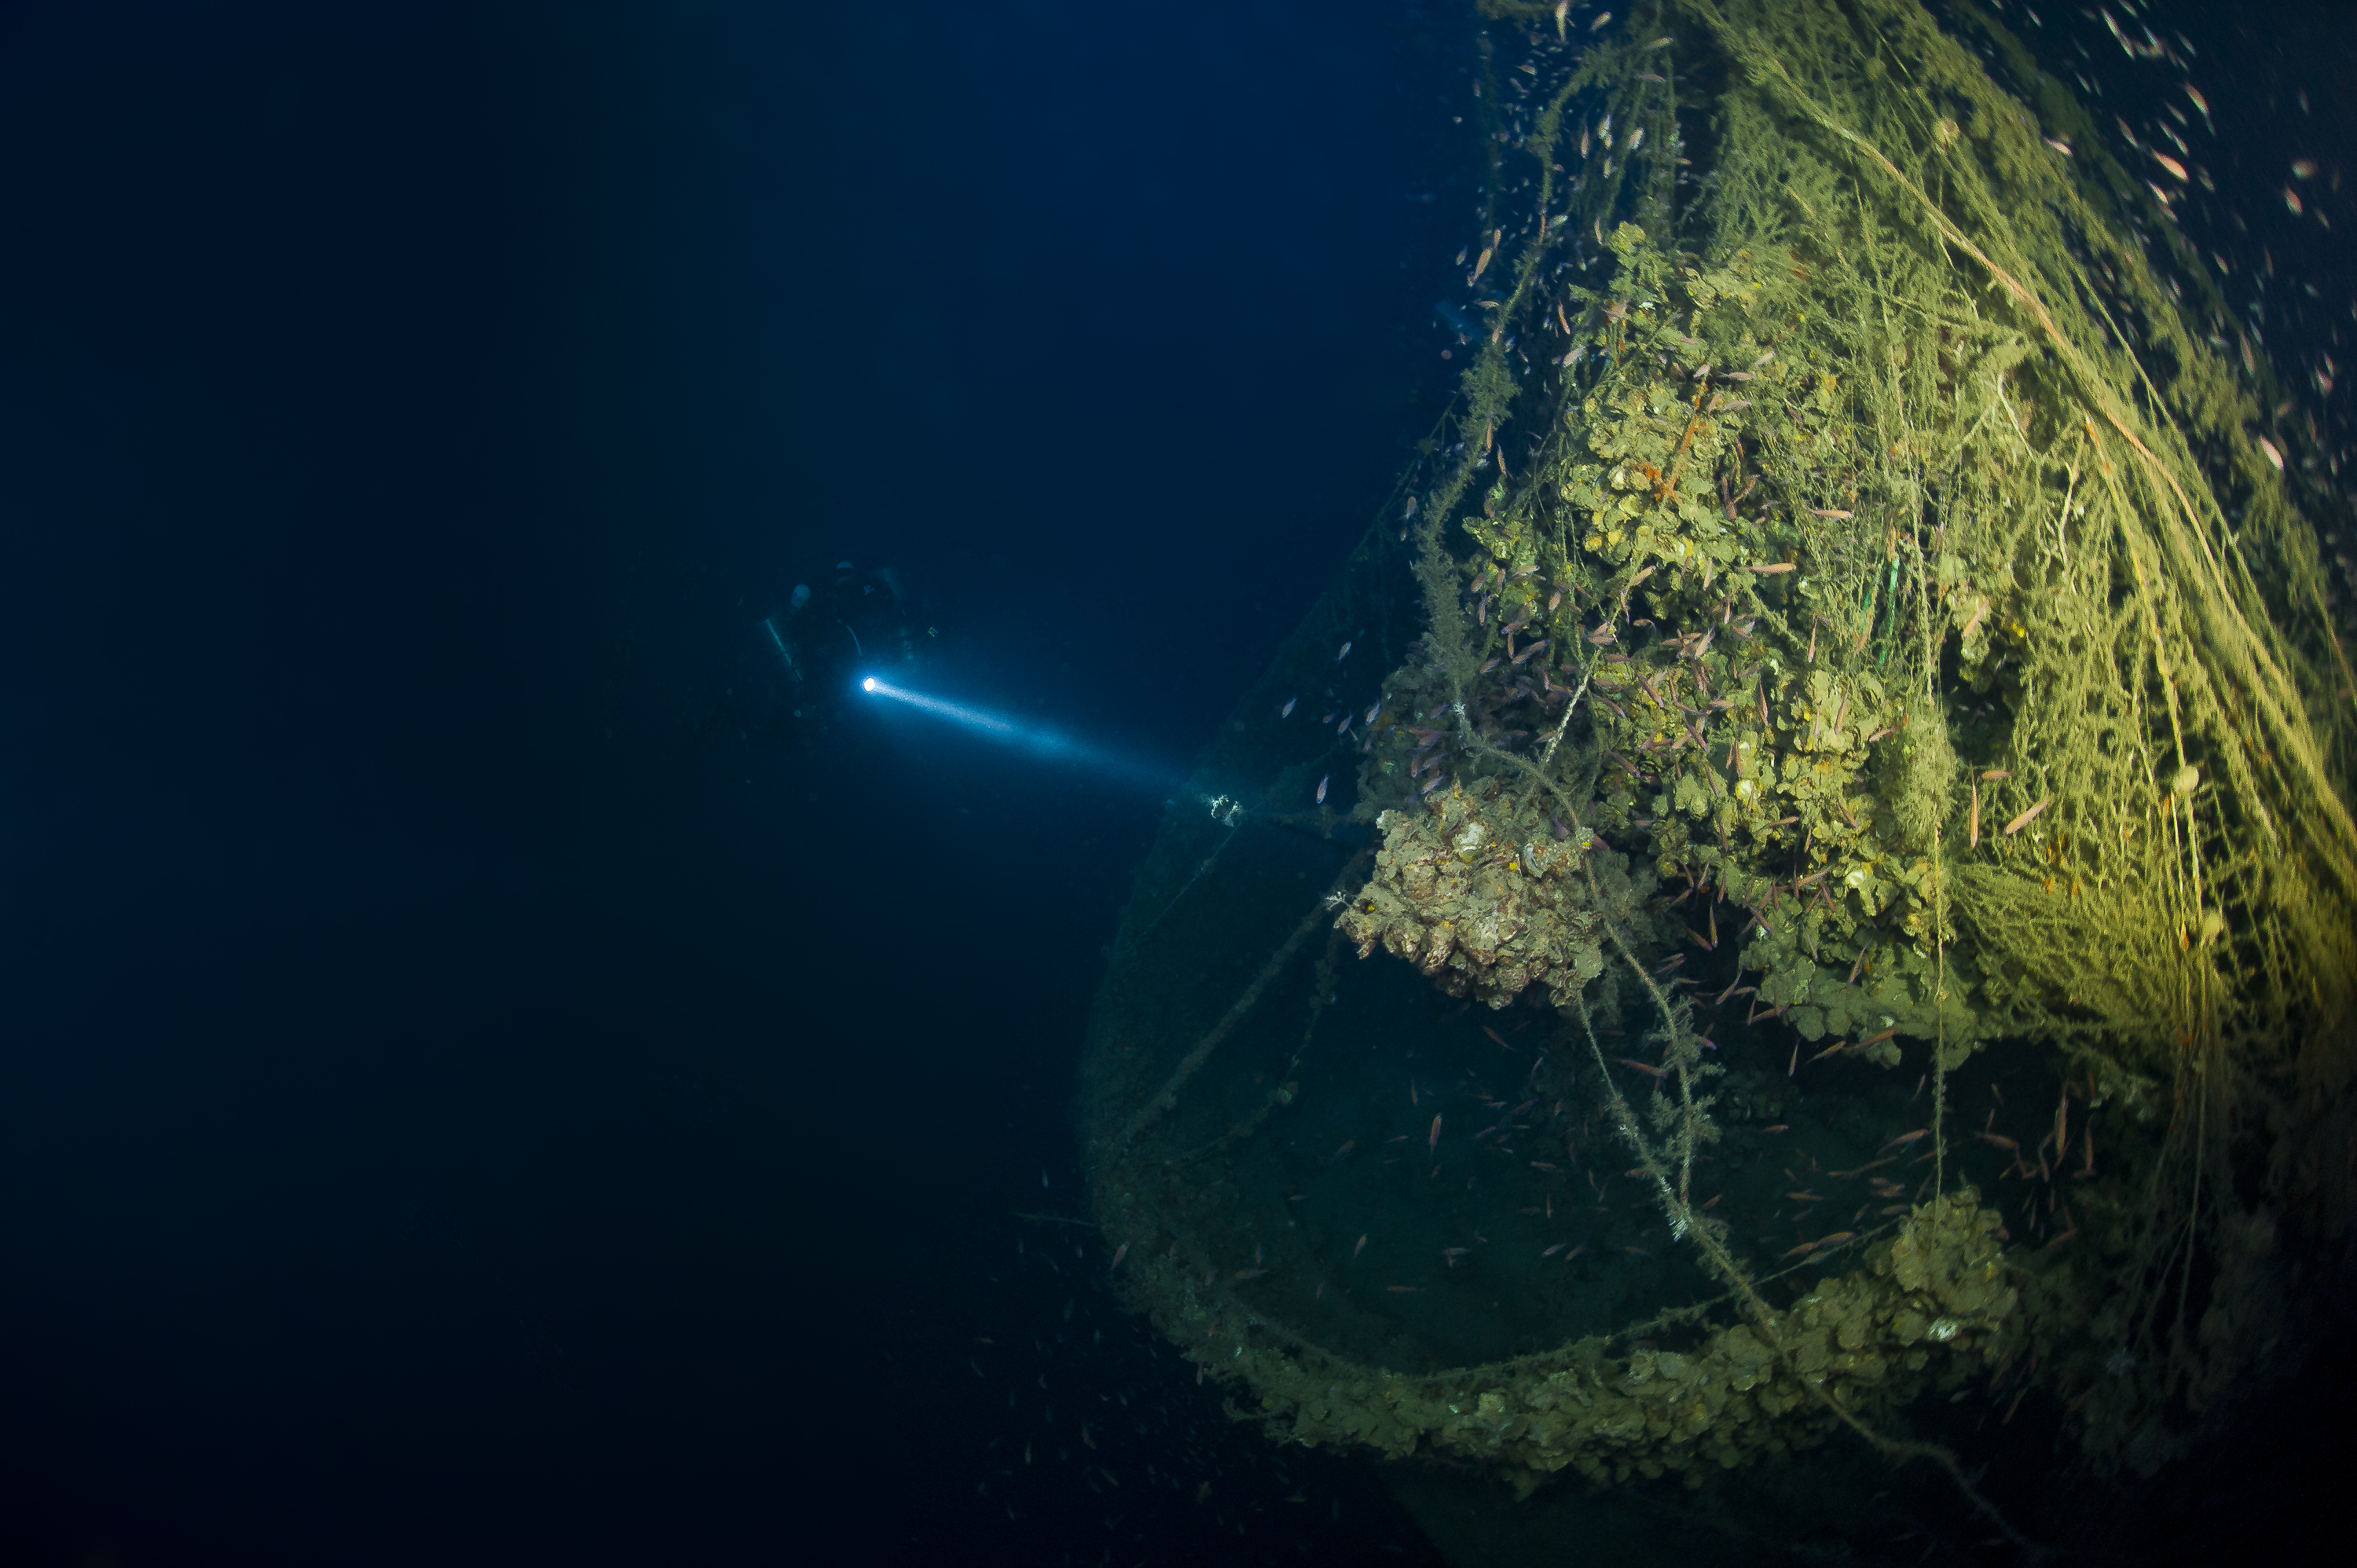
[1703,5,2357,911]
[1569,948,2030,1548]
[1412,62,2003,1519]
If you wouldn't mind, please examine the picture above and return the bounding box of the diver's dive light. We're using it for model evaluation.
[858,675,1229,812]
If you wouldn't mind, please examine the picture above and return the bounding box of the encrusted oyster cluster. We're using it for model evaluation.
[1336,782,1608,1009]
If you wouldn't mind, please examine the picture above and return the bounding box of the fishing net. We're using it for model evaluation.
[1080,0,2356,1548]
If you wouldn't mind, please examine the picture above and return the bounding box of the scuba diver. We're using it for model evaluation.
[700,559,940,749]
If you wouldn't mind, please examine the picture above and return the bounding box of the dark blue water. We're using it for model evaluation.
[2,3,2350,1565]
[0,2,1463,1562]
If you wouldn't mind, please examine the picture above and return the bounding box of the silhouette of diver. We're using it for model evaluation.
[701,560,940,747]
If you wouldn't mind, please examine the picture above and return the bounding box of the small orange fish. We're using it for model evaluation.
[1110,1243,1129,1269]
[2153,151,2188,181]
[1541,1242,1568,1257]
[1882,1128,1932,1150]
[1760,1123,1791,1134]
[1428,1113,1443,1152]
[1352,1233,1369,1258]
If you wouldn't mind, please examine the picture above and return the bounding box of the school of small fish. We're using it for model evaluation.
[962,5,2328,1541]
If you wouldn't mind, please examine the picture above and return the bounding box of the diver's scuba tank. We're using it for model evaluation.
[753,562,942,730]
[757,581,812,686]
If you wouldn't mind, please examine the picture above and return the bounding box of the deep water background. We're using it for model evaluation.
[1,2,2351,1566]
[0,2,1465,1562]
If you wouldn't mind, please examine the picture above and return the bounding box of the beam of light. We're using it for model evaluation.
[860,676,1014,735]
[860,676,1185,797]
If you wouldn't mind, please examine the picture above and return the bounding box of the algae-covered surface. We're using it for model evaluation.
[1082,0,2357,1551]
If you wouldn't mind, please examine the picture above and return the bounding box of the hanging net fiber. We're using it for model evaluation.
[1080,0,2356,1548]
